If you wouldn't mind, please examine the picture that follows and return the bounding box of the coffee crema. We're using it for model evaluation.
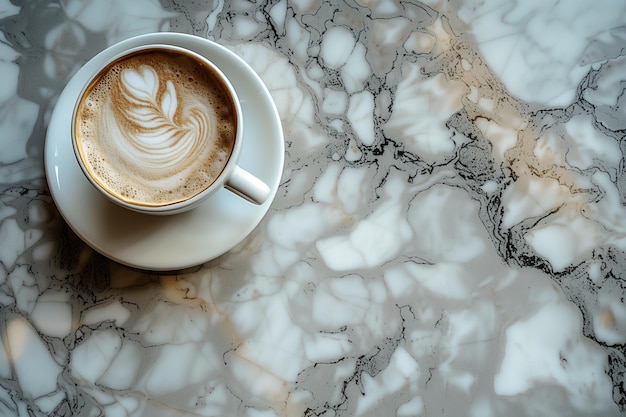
[74,49,237,207]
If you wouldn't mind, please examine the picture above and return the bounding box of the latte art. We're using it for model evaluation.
[75,49,237,207]
[114,65,210,176]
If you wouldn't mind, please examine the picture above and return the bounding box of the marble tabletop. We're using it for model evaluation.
[1,0,625,416]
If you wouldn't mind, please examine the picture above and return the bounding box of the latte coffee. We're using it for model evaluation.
[74,47,238,207]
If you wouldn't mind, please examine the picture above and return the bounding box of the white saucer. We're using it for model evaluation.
[44,33,284,271]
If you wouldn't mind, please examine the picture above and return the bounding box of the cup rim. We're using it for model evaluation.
[71,43,244,214]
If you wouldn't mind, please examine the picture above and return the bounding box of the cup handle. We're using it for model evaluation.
[225,165,271,205]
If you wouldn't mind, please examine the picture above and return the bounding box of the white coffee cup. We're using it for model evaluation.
[72,43,270,215]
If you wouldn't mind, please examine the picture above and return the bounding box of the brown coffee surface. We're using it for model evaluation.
[74,49,237,207]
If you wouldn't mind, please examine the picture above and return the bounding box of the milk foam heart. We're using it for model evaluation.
[74,49,237,207]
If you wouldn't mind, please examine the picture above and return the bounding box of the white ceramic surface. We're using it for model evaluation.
[44,33,284,270]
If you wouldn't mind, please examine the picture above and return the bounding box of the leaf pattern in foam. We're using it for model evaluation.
[120,65,177,131]
[114,63,211,173]
[161,80,177,122]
